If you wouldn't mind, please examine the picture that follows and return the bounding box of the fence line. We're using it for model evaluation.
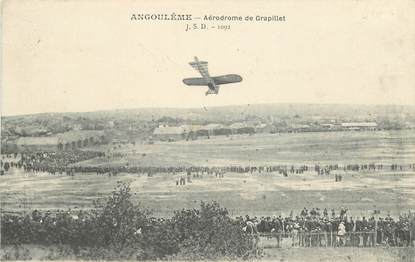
[258,231,413,248]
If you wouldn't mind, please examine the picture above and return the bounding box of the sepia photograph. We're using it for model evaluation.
[1,0,415,261]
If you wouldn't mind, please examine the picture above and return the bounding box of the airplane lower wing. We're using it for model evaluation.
[183,77,211,86]
[212,74,243,85]
[183,77,219,95]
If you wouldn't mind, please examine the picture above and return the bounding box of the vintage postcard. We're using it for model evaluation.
[1,0,415,261]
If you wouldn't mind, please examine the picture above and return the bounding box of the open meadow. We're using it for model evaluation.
[2,130,415,217]
[1,245,414,262]
[84,130,415,167]
[1,168,415,217]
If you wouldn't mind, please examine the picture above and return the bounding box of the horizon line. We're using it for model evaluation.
[2,101,415,118]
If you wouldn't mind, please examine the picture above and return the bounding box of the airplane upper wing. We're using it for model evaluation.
[189,57,210,78]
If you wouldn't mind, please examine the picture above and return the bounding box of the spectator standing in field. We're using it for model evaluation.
[337,221,346,247]
[345,217,354,246]
[340,207,348,218]
[3,162,10,172]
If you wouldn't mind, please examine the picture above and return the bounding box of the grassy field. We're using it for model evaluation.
[83,130,415,167]
[2,168,415,217]
[1,130,415,217]
[262,247,415,262]
[1,245,414,262]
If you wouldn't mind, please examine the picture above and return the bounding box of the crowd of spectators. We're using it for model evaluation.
[236,207,414,247]
[1,151,104,175]
[2,151,415,178]
[2,206,414,249]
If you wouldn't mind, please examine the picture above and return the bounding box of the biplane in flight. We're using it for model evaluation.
[183,57,242,95]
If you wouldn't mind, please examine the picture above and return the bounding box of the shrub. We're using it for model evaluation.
[1,183,260,260]
[171,202,261,260]
[90,181,151,252]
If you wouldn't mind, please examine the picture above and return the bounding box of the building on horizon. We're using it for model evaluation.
[2,130,106,153]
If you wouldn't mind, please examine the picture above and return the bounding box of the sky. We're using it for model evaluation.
[2,0,415,116]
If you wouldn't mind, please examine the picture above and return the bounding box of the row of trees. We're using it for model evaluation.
[1,182,260,260]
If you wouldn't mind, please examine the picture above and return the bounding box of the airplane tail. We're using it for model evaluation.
[189,57,209,77]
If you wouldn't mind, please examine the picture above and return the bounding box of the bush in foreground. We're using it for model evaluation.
[1,182,260,260]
